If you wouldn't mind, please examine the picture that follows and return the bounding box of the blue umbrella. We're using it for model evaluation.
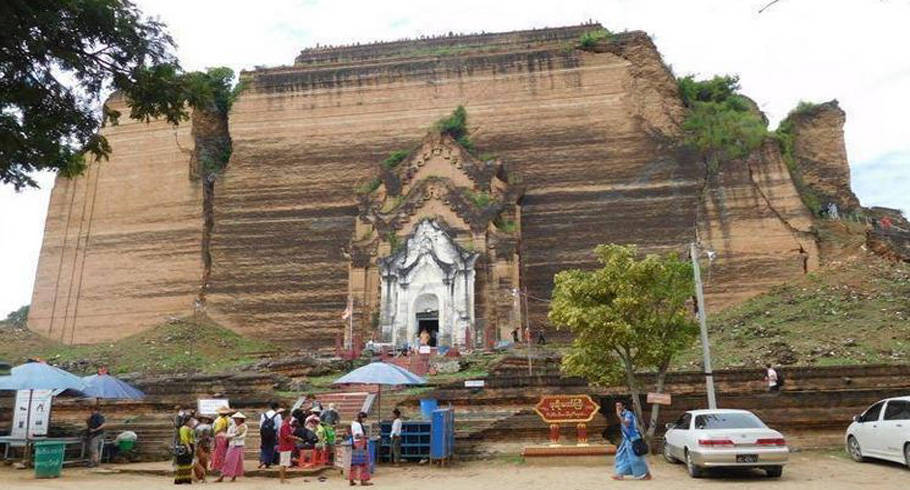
[334,361,426,421]
[0,362,85,444]
[0,361,84,392]
[334,361,427,386]
[81,374,145,399]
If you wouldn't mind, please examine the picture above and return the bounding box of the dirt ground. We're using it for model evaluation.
[1,451,908,489]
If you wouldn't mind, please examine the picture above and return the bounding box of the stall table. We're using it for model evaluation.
[0,436,88,466]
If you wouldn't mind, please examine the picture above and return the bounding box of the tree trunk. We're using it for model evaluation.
[645,358,670,441]
[620,354,644,429]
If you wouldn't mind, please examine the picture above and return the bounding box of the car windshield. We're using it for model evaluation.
[694,413,766,429]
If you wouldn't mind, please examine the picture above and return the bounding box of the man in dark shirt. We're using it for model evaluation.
[86,404,106,467]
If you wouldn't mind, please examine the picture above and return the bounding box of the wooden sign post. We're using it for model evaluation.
[533,395,601,447]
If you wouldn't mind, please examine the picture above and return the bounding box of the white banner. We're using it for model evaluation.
[197,399,230,416]
[11,389,53,438]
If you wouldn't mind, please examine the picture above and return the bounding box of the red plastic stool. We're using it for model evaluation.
[299,449,316,468]
[315,448,329,466]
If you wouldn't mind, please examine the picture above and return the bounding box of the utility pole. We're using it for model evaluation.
[690,242,717,409]
[523,287,533,377]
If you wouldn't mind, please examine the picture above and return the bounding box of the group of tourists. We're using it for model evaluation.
[170,395,377,485]
[172,405,248,484]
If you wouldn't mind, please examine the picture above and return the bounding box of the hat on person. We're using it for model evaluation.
[216,406,234,415]
[231,411,247,420]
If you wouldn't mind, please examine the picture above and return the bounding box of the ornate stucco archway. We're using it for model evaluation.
[378,220,478,347]
[345,125,524,348]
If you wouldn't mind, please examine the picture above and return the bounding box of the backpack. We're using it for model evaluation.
[260,413,278,441]
[775,369,785,386]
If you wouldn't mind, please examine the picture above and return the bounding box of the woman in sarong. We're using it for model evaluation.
[611,400,652,480]
[174,417,195,484]
[215,412,248,483]
[211,406,233,473]
[349,411,373,486]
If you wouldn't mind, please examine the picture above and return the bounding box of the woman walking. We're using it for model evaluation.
[348,411,373,486]
[174,417,195,484]
[611,400,652,480]
[216,412,248,483]
[211,407,233,474]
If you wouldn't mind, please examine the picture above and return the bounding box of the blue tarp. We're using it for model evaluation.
[81,374,145,399]
[0,362,84,392]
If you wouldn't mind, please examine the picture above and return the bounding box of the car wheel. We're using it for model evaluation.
[662,441,678,464]
[904,443,910,469]
[685,449,704,478]
[847,436,866,462]
[765,465,783,478]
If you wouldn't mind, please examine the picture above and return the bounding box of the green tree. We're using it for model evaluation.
[678,75,768,172]
[2,305,29,329]
[548,244,698,439]
[0,1,233,189]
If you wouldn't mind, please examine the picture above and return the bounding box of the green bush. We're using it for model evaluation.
[436,106,475,151]
[357,177,381,194]
[465,190,493,208]
[579,29,614,48]
[494,217,517,232]
[382,149,410,169]
[678,75,768,171]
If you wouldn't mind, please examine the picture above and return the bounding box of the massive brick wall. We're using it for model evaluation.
[206,27,700,346]
[27,96,202,344]
[29,25,823,346]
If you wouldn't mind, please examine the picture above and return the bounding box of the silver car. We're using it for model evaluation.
[662,409,789,478]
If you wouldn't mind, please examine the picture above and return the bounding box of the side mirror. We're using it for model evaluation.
[853,415,862,423]
[665,422,676,430]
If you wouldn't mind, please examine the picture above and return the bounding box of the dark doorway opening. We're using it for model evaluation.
[416,311,439,347]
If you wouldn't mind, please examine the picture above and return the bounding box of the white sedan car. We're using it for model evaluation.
[662,409,789,478]
[845,395,910,467]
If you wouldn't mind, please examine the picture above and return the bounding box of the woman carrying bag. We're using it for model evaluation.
[174,417,195,484]
[611,400,652,481]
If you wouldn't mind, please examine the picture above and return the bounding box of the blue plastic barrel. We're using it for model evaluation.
[419,398,438,419]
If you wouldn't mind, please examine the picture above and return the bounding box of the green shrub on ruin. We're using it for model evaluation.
[578,28,614,49]
[678,75,768,172]
[358,177,381,194]
[465,190,493,208]
[382,149,411,169]
[493,216,517,232]
[387,232,404,254]
[436,106,475,152]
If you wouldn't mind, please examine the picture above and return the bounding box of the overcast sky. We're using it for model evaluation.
[2,0,908,318]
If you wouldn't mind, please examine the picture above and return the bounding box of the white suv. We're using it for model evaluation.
[845,396,910,467]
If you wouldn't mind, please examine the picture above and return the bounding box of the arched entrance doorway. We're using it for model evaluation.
[414,293,440,347]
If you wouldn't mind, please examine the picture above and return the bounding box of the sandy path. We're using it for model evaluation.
[2,451,908,489]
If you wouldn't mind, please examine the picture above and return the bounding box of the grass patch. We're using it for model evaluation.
[493,453,526,465]
[578,28,614,49]
[0,317,279,376]
[674,256,910,369]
